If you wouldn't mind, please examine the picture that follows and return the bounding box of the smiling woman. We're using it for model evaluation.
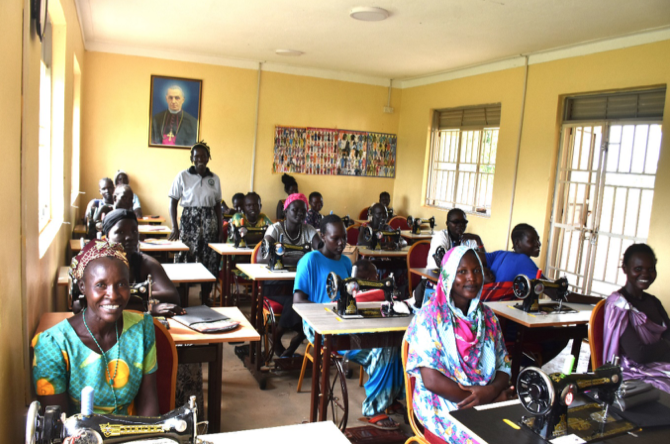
[32,239,159,416]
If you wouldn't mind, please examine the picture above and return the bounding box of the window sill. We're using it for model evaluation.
[39,217,64,258]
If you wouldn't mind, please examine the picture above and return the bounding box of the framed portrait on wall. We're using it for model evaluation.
[148,75,202,148]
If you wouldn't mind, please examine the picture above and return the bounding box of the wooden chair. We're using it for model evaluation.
[402,339,429,444]
[407,241,431,295]
[153,316,178,414]
[346,225,360,246]
[389,216,410,231]
[588,299,607,369]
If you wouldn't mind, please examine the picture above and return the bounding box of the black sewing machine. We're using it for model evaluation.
[325,272,408,318]
[360,225,402,251]
[342,215,355,228]
[228,221,268,248]
[70,275,155,314]
[406,215,436,235]
[260,235,311,272]
[517,359,635,441]
[512,274,575,314]
[25,395,211,444]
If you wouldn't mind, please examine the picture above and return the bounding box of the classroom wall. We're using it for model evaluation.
[80,54,400,224]
[1,0,85,439]
[394,39,670,306]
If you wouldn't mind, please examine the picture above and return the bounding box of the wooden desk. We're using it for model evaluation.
[357,246,410,258]
[162,263,217,307]
[34,307,259,434]
[410,267,439,283]
[137,216,166,224]
[203,421,350,443]
[137,225,171,236]
[484,300,594,383]
[73,224,87,235]
[293,302,413,424]
[70,238,189,254]
[209,243,254,307]
[400,230,434,240]
[57,266,69,287]
[235,263,297,387]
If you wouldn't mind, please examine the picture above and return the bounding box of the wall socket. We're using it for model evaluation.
[383,106,394,114]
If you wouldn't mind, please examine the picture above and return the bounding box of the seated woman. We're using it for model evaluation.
[93,184,136,229]
[305,191,323,229]
[603,243,670,392]
[263,193,319,357]
[405,246,512,442]
[357,203,405,251]
[102,209,184,317]
[114,170,143,218]
[276,173,299,220]
[228,192,272,246]
[33,239,159,416]
[379,191,394,218]
[84,177,114,239]
[426,209,484,270]
[222,192,245,219]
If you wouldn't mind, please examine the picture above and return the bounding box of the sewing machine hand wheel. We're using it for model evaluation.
[327,272,341,301]
[362,226,373,242]
[513,275,532,299]
[518,367,555,416]
[260,238,271,259]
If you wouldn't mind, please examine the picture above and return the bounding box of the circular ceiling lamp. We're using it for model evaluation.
[350,6,390,21]
[276,49,304,56]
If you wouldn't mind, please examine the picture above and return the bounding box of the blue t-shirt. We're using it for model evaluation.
[294,250,353,303]
[485,250,539,283]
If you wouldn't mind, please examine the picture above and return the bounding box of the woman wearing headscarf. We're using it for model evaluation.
[168,142,223,305]
[32,240,158,416]
[405,246,512,443]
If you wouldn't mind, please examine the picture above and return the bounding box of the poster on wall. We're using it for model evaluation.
[305,128,339,175]
[366,132,397,178]
[272,125,397,178]
[149,75,202,148]
[272,126,305,174]
[336,130,368,176]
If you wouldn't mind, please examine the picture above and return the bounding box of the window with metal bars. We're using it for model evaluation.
[425,104,501,216]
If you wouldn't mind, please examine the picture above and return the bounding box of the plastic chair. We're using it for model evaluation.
[346,225,360,246]
[407,241,431,294]
[402,339,429,444]
[588,299,607,369]
[359,207,370,221]
[389,216,410,231]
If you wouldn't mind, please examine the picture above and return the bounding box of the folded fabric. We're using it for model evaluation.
[480,281,515,302]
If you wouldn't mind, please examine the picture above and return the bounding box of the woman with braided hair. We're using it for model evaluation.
[32,239,159,416]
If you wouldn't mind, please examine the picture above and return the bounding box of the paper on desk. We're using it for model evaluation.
[550,435,586,444]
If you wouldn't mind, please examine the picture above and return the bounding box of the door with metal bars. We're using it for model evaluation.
[546,121,662,296]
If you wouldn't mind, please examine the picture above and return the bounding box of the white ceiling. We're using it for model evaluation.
[75,0,670,81]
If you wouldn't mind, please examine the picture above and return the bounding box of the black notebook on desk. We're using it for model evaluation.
[173,305,240,333]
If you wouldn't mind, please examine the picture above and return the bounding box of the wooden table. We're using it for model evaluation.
[410,267,439,283]
[34,307,259,433]
[208,243,254,307]
[57,266,69,286]
[235,263,297,387]
[357,246,410,258]
[400,230,434,240]
[293,301,413,423]
[162,263,217,307]
[137,216,166,224]
[203,421,350,443]
[484,300,594,383]
[70,238,189,254]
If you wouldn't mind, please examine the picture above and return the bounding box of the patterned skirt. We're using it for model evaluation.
[176,206,220,275]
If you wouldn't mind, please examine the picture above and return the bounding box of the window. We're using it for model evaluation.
[38,20,53,231]
[425,104,501,216]
[71,55,81,204]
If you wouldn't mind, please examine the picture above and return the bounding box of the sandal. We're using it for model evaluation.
[358,414,399,430]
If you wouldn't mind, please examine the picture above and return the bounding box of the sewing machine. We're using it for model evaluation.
[360,225,402,251]
[433,246,446,268]
[517,359,634,441]
[228,220,268,248]
[342,215,355,228]
[260,235,311,272]
[512,273,574,313]
[25,396,211,444]
[406,216,436,235]
[70,275,156,314]
[325,272,408,318]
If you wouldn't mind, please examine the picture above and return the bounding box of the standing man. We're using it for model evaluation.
[151,85,197,146]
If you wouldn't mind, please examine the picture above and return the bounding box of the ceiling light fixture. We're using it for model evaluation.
[276,49,304,56]
[350,6,390,22]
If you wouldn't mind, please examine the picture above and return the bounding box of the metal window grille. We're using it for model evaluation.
[426,105,501,216]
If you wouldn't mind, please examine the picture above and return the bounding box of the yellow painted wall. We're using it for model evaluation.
[395,40,670,306]
[0,0,85,439]
[80,55,400,223]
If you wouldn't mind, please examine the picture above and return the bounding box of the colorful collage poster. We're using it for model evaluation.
[336,130,367,176]
[366,132,397,178]
[272,126,305,174]
[273,125,396,178]
[304,128,338,175]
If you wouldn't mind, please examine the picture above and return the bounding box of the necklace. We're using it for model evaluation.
[82,307,120,412]
[283,220,302,243]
